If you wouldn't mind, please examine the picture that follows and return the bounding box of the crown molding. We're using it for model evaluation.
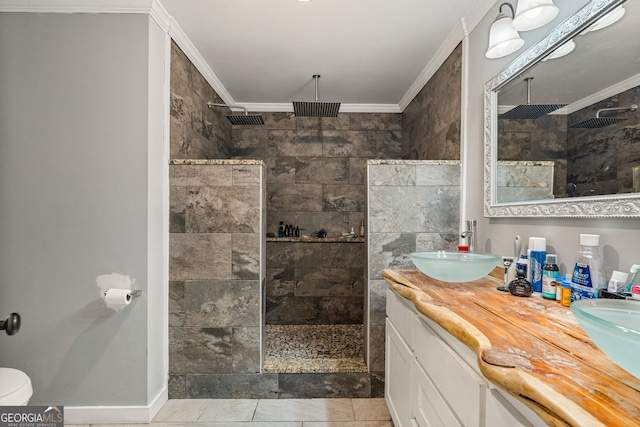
[463,0,499,37]
[499,73,640,116]
[149,0,172,32]
[0,0,153,13]
[398,23,464,112]
[555,72,640,115]
[0,0,173,38]
[397,0,496,112]
[166,12,235,105]
[339,104,402,113]
[0,0,235,105]
[1,0,498,114]
[238,103,402,114]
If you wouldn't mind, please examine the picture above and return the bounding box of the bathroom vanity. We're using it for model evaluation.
[383,268,640,427]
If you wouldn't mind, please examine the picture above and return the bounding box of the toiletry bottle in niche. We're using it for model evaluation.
[542,254,559,300]
[509,260,533,297]
[528,237,546,296]
[295,226,300,237]
[278,221,285,237]
[571,234,605,301]
[359,219,365,237]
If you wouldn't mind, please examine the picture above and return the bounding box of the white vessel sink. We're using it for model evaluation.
[409,251,501,283]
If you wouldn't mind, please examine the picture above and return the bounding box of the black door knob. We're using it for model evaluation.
[1,313,21,335]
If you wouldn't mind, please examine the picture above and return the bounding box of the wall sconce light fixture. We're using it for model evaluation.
[512,0,559,31]
[581,5,625,34]
[485,3,525,59]
[542,39,575,61]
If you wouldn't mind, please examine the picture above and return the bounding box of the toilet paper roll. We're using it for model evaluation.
[103,288,132,311]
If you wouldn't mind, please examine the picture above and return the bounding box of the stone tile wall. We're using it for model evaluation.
[402,43,462,160]
[170,41,232,159]
[232,113,402,235]
[231,113,402,326]
[567,85,640,196]
[266,240,364,325]
[496,161,556,203]
[498,115,567,197]
[366,161,460,373]
[168,162,265,398]
[498,85,640,198]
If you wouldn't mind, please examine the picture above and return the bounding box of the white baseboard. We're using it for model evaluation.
[64,386,167,424]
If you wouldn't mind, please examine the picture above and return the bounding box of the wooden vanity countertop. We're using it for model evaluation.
[382,268,640,427]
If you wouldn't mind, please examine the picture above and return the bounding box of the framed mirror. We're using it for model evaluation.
[484,0,640,217]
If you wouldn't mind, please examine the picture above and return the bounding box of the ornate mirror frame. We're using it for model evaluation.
[483,0,640,218]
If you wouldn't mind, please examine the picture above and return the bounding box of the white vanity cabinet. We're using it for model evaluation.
[385,319,415,427]
[385,287,543,427]
[385,287,417,427]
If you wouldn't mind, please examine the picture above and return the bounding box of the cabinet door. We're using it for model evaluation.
[413,316,487,427]
[386,288,415,346]
[386,318,414,427]
[411,358,463,427]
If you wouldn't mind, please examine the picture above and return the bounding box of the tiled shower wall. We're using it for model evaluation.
[497,85,640,198]
[567,85,640,196]
[496,161,555,203]
[170,41,232,159]
[266,239,364,325]
[498,115,567,198]
[366,161,461,372]
[402,43,462,160]
[168,161,265,398]
[230,114,402,326]
[231,113,402,235]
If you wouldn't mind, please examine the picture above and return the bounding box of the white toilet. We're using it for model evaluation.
[0,368,33,406]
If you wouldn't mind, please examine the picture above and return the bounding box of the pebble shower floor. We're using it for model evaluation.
[263,324,367,373]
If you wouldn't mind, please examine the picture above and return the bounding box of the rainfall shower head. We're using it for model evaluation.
[207,102,265,126]
[499,78,566,120]
[293,75,341,117]
[570,104,638,129]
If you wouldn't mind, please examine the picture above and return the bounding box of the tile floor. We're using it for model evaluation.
[69,398,393,426]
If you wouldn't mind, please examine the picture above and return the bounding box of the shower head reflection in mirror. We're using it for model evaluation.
[484,0,640,217]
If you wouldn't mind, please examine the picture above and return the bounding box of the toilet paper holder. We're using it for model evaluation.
[103,289,142,301]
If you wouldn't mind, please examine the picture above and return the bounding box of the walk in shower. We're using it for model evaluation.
[262,236,367,374]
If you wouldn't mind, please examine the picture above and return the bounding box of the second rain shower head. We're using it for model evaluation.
[499,77,567,120]
[293,75,341,117]
[570,104,638,129]
[207,102,265,126]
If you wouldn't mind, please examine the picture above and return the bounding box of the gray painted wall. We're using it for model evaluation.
[465,0,640,281]
[0,12,167,407]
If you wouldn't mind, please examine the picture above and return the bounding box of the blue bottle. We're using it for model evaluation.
[528,237,546,296]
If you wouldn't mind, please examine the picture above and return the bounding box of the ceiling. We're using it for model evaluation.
[159,0,492,112]
[498,0,639,112]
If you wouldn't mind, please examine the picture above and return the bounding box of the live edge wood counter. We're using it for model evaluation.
[382,268,640,427]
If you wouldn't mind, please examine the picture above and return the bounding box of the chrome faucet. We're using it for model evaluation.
[461,219,477,252]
